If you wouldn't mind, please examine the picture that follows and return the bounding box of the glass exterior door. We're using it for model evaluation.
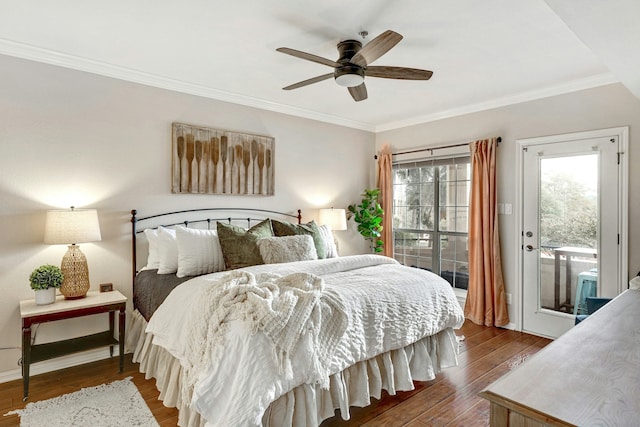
[522,135,621,338]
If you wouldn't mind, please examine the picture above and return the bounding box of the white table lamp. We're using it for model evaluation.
[44,207,101,299]
[318,208,347,231]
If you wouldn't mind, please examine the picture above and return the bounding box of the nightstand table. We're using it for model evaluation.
[20,290,127,401]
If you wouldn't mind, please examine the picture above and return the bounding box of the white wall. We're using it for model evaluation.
[0,54,373,377]
[376,83,640,328]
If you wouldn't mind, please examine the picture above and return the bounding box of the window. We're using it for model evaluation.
[392,155,471,290]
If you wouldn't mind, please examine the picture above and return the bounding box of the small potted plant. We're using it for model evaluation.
[30,264,64,305]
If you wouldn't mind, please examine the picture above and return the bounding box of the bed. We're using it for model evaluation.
[127,208,465,427]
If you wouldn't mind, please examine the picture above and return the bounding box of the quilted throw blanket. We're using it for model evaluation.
[183,270,347,401]
[146,255,464,426]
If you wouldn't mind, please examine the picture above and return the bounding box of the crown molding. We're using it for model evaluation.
[0,38,376,132]
[375,72,619,132]
[0,38,618,134]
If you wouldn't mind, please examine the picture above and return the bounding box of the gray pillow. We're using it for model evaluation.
[257,235,318,264]
[271,220,326,259]
[216,219,273,269]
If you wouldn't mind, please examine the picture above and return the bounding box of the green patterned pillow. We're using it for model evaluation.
[271,219,326,259]
[216,219,273,269]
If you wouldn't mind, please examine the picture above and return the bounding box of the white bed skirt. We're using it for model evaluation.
[127,309,460,427]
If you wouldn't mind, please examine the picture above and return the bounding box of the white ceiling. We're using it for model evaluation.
[0,0,636,132]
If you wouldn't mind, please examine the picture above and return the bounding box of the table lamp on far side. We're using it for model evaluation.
[318,208,347,232]
[44,206,102,299]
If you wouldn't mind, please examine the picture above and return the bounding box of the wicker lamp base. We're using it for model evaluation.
[60,244,91,299]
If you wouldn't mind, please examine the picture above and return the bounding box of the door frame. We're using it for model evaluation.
[514,126,628,335]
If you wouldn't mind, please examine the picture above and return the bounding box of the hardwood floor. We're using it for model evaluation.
[321,322,551,426]
[0,322,550,427]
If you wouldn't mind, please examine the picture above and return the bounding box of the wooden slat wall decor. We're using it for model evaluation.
[172,123,275,195]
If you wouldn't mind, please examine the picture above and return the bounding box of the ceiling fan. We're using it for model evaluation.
[276,30,433,102]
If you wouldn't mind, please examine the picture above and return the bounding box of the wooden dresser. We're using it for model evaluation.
[481,289,640,426]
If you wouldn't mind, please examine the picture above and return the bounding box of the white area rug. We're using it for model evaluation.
[4,377,159,427]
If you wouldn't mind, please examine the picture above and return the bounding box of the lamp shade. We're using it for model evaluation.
[44,208,102,245]
[318,208,347,231]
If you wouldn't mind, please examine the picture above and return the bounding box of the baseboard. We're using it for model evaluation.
[502,322,517,330]
[0,347,121,384]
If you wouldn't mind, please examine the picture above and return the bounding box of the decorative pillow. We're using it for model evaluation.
[257,235,318,264]
[142,228,162,270]
[318,224,339,258]
[217,219,274,269]
[175,226,225,278]
[271,220,326,259]
[155,227,179,274]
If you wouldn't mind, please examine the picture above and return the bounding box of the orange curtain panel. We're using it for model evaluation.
[376,144,393,257]
[464,138,509,327]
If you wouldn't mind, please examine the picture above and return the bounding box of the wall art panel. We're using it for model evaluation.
[172,123,274,195]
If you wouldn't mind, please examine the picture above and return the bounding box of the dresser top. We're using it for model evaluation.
[481,289,640,425]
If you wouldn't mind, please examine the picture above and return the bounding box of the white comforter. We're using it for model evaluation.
[146,255,464,426]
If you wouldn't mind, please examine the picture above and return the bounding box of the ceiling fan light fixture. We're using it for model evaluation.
[334,66,365,87]
[335,73,364,87]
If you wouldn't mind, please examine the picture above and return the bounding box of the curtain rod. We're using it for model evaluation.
[374,136,501,159]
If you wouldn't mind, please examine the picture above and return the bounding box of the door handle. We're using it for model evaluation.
[525,245,537,252]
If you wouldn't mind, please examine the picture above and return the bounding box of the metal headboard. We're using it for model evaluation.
[130,207,302,287]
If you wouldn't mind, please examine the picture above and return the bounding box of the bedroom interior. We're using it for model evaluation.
[1,1,639,426]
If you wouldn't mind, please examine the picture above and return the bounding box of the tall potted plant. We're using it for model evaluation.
[348,188,384,253]
[30,264,63,305]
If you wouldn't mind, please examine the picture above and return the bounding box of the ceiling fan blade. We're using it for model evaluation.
[366,66,433,80]
[276,47,340,68]
[350,30,403,67]
[282,73,334,90]
[348,83,368,102]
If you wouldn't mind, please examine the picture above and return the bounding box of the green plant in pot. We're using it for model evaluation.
[30,264,64,305]
[348,188,384,253]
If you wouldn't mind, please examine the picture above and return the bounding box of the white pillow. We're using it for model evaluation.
[156,227,179,274]
[257,235,318,264]
[175,226,225,278]
[143,228,162,270]
[318,224,339,258]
